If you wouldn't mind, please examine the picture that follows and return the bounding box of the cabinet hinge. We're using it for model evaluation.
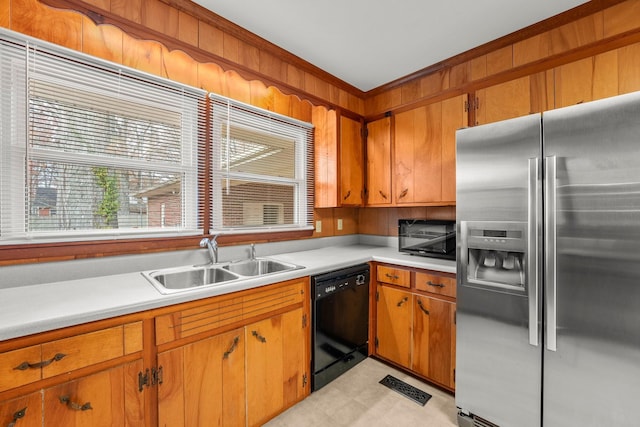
[138,369,150,392]
[464,97,480,112]
[302,314,308,328]
[302,373,308,387]
[152,366,164,386]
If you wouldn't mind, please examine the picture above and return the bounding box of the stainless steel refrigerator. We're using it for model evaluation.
[455,91,640,427]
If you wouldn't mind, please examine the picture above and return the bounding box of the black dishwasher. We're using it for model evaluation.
[311,264,370,391]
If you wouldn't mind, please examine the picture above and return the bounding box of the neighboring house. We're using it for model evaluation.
[135,180,182,228]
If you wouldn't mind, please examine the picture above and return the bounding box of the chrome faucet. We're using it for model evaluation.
[249,243,256,260]
[199,235,220,264]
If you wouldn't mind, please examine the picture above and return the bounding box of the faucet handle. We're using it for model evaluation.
[199,237,210,248]
[250,243,256,259]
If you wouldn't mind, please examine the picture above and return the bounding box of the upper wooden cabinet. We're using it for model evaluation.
[312,108,364,207]
[365,116,392,205]
[393,95,466,205]
[339,116,364,206]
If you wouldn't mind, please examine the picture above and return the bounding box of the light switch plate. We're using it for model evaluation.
[315,220,322,233]
[337,219,343,230]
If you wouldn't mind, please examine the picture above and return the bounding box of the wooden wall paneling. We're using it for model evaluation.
[593,49,620,100]
[0,0,8,28]
[603,0,640,38]
[121,32,163,76]
[365,88,401,117]
[259,50,286,84]
[449,61,471,88]
[401,79,422,105]
[426,206,456,221]
[81,18,123,63]
[222,32,241,64]
[224,70,251,103]
[162,47,199,87]
[513,32,551,68]
[12,0,83,50]
[358,208,389,236]
[549,12,604,56]
[618,41,640,94]
[270,87,291,117]
[419,69,450,99]
[198,61,225,94]
[79,0,109,10]
[288,96,312,123]
[142,0,179,40]
[111,0,142,24]
[312,208,335,238]
[177,10,198,46]
[249,80,271,111]
[198,20,224,57]
[470,55,487,82]
[486,45,513,76]
[333,207,358,235]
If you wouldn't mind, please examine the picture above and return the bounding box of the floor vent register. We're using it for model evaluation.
[379,374,432,406]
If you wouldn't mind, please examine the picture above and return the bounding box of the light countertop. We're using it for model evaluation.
[0,243,455,341]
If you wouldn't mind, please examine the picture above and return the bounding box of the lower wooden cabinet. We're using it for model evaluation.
[246,308,306,427]
[375,263,456,391]
[158,328,245,427]
[43,360,144,427]
[0,392,41,427]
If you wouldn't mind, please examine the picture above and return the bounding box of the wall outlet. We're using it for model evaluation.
[315,220,322,233]
[337,218,343,230]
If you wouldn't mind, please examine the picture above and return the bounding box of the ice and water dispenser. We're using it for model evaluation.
[461,221,528,293]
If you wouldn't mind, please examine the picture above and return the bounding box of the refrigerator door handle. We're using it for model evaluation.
[528,158,539,347]
[545,155,558,352]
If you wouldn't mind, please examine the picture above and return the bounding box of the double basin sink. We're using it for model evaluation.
[142,257,304,294]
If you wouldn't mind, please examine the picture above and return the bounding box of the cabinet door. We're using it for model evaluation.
[246,308,306,427]
[375,285,412,369]
[394,103,442,204]
[413,295,454,388]
[366,117,392,205]
[441,95,467,202]
[157,328,246,427]
[340,116,364,206]
[0,392,41,427]
[554,52,618,108]
[475,76,534,125]
[312,107,338,208]
[43,360,144,427]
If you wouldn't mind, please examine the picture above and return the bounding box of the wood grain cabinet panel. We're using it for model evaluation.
[0,392,42,427]
[366,116,392,205]
[157,328,246,427]
[376,265,411,288]
[375,285,412,369]
[339,115,364,206]
[415,271,456,298]
[43,360,144,427]
[0,345,42,392]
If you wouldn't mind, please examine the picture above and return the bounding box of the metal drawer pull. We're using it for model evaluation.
[7,407,26,427]
[427,281,445,288]
[59,396,92,411]
[14,353,66,371]
[385,273,399,280]
[223,336,240,359]
[417,299,430,315]
[251,330,267,343]
[397,296,409,307]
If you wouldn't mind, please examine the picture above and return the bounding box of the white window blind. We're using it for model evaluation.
[0,29,207,243]
[209,93,314,233]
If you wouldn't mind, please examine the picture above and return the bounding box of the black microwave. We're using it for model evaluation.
[398,219,456,260]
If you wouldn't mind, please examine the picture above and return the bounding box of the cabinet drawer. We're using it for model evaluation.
[41,326,126,378]
[156,279,306,345]
[377,265,410,288]
[0,346,41,392]
[415,272,456,298]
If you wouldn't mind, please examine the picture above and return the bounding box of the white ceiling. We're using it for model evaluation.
[192,0,588,92]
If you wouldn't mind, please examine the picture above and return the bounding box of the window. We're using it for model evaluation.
[0,30,206,243]
[209,94,314,233]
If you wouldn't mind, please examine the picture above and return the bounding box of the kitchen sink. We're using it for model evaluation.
[142,266,241,294]
[222,258,302,277]
[142,257,303,294]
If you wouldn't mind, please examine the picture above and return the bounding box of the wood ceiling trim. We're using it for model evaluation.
[39,0,365,117]
[365,0,630,98]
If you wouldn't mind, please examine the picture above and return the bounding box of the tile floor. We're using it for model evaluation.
[264,358,458,427]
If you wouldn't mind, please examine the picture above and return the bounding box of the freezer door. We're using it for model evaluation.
[543,91,640,426]
[456,114,542,427]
